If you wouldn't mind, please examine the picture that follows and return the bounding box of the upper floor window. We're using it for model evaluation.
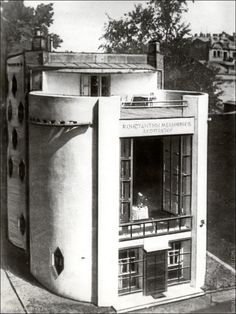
[119,136,192,240]
[80,74,110,96]
[120,136,192,224]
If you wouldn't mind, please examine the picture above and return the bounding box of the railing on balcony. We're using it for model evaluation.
[121,94,188,108]
[119,215,192,241]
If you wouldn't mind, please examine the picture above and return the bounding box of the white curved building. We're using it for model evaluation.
[6,33,208,312]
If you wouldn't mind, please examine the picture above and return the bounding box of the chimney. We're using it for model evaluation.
[47,35,53,52]
[147,40,162,67]
[32,28,48,51]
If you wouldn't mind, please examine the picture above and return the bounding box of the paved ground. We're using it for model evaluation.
[191,301,235,313]
[1,268,114,314]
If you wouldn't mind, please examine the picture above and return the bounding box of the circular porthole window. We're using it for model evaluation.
[8,101,12,122]
[19,160,25,182]
[8,158,13,177]
[18,102,24,123]
[12,128,18,149]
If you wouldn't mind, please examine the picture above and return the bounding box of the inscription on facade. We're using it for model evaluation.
[120,117,194,137]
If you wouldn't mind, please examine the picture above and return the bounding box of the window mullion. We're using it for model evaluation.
[99,76,102,96]
[179,136,183,215]
[130,139,134,212]
[169,138,172,213]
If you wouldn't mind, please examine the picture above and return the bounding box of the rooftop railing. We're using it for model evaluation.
[119,215,192,241]
[121,93,188,108]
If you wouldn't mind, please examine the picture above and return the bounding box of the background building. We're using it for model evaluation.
[189,32,236,109]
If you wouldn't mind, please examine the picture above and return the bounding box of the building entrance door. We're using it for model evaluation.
[144,250,168,297]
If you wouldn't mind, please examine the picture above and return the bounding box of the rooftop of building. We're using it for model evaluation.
[191,32,236,48]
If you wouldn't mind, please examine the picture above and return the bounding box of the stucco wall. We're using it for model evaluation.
[43,71,157,97]
[110,72,157,97]
[43,72,81,95]
[29,94,96,302]
[7,54,27,250]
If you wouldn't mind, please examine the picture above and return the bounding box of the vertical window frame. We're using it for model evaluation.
[120,138,133,223]
[163,135,192,216]
[167,240,191,285]
[118,247,144,295]
[80,74,110,96]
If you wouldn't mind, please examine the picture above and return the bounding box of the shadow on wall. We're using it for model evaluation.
[1,124,90,286]
[1,109,37,285]
[32,125,89,157]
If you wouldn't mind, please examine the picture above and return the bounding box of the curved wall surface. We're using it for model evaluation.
[29,93,96,302]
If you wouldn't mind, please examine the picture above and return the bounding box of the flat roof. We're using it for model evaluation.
[42,62,156,73]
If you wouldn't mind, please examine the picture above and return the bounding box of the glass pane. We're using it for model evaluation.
[182,267,191,281]
[182,157,191,174]
[164,153,170,171]
[121,160,131,179]
[101,76,109,96]
[168,268,180,280]
[82,75,89,96]
[91,76,99,96]
[172,136,180,154]
[163,190,170,212]
[121,182,130,200]
[164,171,170,187]
[120,202,130,223]
[182,195,191,215]
[171,194,179,215]
[171,175,179,195]
[172,153,179,177]
[182,239,191,253]
[182,136,192,155]
[121,139,131,158]
[182,175,191,195]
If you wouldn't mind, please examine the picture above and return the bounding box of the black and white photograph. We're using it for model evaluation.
[0,0,235,313]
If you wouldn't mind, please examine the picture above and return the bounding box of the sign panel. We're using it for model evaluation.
[120,117,194,137]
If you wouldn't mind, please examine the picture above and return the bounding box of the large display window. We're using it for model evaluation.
[119,136,192,239]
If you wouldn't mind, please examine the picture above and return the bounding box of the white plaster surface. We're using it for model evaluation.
[43,72,81,95]
[97,97,120,306]
[29,95,96,302]
[110,73,157,97]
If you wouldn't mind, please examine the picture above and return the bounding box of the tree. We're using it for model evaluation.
[100,0,222,112]
[99,0,191,53]
[1,0,63,54]
[0,1,63,128]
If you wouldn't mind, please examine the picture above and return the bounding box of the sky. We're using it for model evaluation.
[25,0,236,52]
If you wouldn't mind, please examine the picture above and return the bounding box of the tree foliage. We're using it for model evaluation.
[1,0,63,54]
[100,0,222,112]
[100,0,191,53]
